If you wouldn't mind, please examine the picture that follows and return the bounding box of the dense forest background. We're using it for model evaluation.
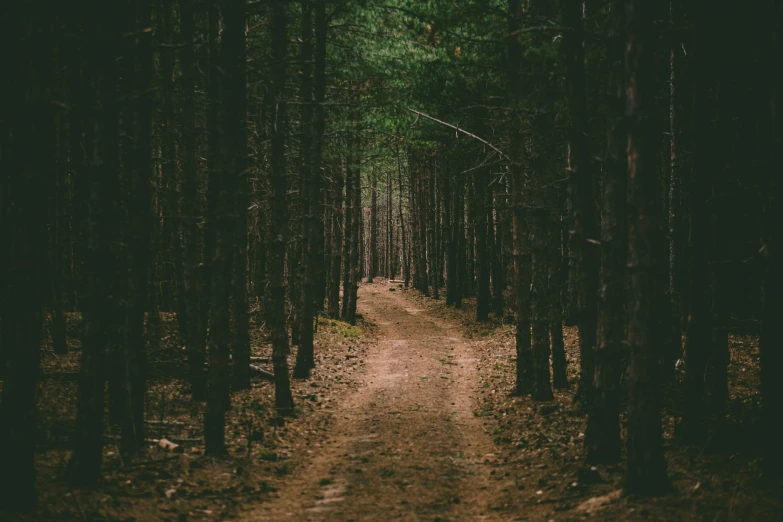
[0,0,781,518]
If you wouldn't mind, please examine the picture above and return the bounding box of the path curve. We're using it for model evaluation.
[243,282,507,521]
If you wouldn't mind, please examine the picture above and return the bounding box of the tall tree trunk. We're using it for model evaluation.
[624,0,670,494]
[0,3,51,508]
[759,0,782,479]
[465,179,476,298]
[398,147,410,287]
[490,187,504,317]
[345,131,361,324]
[230,0,250,391]
[531,207,553,402]
[67,0,121,484]
[51,109,68,356]
[682,0,713,445]
[368,169,378,282]
[507,1,533,394]
[585,0,627,465]
[328,160,344,318]
[387,164,394,279]
[454,172,465,308]
[668,0,688,342]
[268,0,295,415]
[474,170,490,321]
[414,160,429,296]
[428,161,440,299]
[198,0,220,401]
[179,0,207,402]
[296,0,326,377]
[121,0,153,457]
[550,214,568,390]
[563,0,599,409]
[342,146,354,318]
[444,165,457,305]
[205,0,246,455]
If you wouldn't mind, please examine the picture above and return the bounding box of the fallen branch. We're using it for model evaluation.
[250,364,275,381]
[407,108,510,161]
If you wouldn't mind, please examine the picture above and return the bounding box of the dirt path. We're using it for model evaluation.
[244,282,509,522]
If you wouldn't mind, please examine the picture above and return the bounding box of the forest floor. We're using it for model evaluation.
[8,281,783,521]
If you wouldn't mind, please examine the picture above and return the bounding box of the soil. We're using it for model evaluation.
[241,281,508,522]
[8,280,783,521]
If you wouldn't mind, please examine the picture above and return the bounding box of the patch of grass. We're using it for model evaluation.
[338,324,362,338]
[319,478,334,487]
[275,463,291,476]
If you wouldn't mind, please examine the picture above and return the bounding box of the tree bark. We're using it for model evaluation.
[474,169,490,321]
[205,0,246,455]
[682,0,713,445]
[585,0,627,465]
[121,0,153,457]
[230,0,250,391]
[267,0,295,416]
[328,159,344,318]
[198,0,220,401]
[67,0,121,484]
[624,0,671,494]
[508,0,532,395]
[368,169,378,282]
[562,0,599,409]
[296,0,326,377]
[0,3,51,507]
[397,146,410,287]
[179,0,207,401]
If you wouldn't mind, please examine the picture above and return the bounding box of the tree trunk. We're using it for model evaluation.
[585,0,627,465]
[474,170,490,321]
[490,184,505,317]
[507,1,533,394]
[624,0,670,494]
[345,130,361,324]
[230,0,250,391]
[198,0,220,401]
[387,164,394,279]
[179,0,207,402]
[397,147,410,287]
[465,179,476,298]
[205,0,247,455]
[121,0,153,457]
[682,0,713,445]
[428,161,440,299]
[562,0,599,410]
[759,0,782,479]
[531,208,553,402]
[296,0,326,377]
[267,0,295,416]
[550,214,568,390]
[368,169,378,282]
[0,4,51,508]
[328,160,344,318]
[342,143,354,318]
[67,0,121,484]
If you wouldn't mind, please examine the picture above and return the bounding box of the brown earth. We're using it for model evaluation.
[11,280,783,522]
[241,281,511,522]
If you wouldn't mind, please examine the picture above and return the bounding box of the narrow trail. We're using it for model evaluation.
[245,282,509,521]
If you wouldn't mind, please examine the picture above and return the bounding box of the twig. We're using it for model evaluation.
[406,108,510,161]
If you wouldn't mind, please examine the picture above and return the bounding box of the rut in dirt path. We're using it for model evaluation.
[245,282,510,522]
